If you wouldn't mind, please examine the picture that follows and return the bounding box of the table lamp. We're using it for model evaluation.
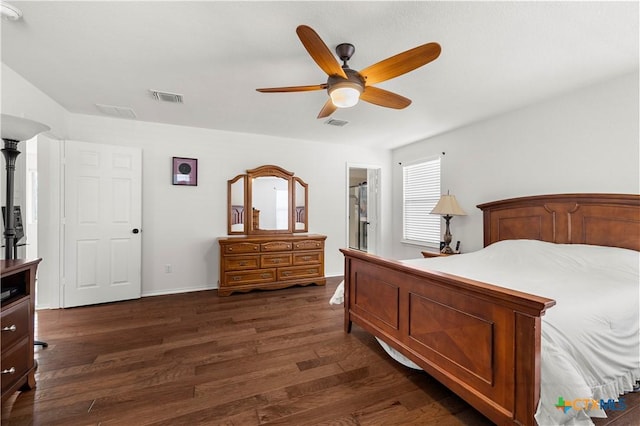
[430,192,466,254]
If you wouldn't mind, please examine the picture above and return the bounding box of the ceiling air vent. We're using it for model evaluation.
[324,118,348,127]
[151,90,184,103]
[95,104,137,119]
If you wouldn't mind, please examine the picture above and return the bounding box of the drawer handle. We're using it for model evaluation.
[272,259,280,263]
[228,247,233,251]
[254,247,258,250]
[232,276,241,281]
[283,271,291,276]
[302,256,311,261]
[308,269,315,273]
[1,367,16,375]
[239,261,248,266]
[261,273,270,279]
[2,325,17,332]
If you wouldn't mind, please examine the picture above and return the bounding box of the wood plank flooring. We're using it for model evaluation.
[2,277,637,425]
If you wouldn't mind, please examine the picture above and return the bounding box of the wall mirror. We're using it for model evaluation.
[227,165,308,235]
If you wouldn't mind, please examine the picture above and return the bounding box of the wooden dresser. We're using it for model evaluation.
[218,234,326,296]
[1,258,41,402]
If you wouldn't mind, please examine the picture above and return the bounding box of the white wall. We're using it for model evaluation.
[392,71,640,259]
[64,115,391,301]
[1,64,68,137]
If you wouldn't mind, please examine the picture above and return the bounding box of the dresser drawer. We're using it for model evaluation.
[261,253,292,268]
[224,269,276,286]
[292,240,324,250]
[261,241,293,252]
[218,235,326,296]
[223,242,260,254]
[1,299,30,349]
[292,251,322,265]
[1,336,30,394]
[224,255,261,271]
[278,265,323,281]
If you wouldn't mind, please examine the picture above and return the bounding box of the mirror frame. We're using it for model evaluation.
[227,174,247,235]
[227,165,308,235]
[293,176,308,233]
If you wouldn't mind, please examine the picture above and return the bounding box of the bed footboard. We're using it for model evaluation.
[341,249,555,426]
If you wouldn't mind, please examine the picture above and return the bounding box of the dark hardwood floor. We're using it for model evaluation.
[2,277,637,425]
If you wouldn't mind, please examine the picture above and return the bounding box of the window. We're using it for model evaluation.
[402,157,441,246]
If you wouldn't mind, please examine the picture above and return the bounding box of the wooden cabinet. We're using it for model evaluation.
[218,235,326,296]
[1,258,41,402]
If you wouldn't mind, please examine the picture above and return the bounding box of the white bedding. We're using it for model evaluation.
[331,240,640,425]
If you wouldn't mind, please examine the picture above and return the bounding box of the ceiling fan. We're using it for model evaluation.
[256,25,441,119]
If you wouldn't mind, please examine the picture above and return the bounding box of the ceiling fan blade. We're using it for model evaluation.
[296,25,347,79]
[317,98,337,118]
[360,42,441,86]
[360,86,411,109]
[256,84,327,93]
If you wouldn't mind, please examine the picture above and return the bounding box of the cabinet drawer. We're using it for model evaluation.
[1,299,30,349]
[278,265,322,281]
[1,336,30,394]
[261,254,292,268]
[223,243,260,254]
[293,240,324,250]
[224,255,261,271]
[292,251,322,265]
[261,241,293,252]
[224,269,276,286]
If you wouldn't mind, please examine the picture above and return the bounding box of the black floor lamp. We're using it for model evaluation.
[2,114,51,349]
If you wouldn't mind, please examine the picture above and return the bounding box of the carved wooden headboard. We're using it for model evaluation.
[231,205,244,225]
[477,193,640,251]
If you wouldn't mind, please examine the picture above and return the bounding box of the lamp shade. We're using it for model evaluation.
[329,82,362,108]
[0,1,22,21]
[1,114,50,141]
[430,194,466,216]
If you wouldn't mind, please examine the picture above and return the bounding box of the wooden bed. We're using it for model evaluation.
[340,193,640,426]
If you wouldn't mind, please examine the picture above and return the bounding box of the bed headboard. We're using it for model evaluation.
[231,205,244,225]
[477,193,640,251]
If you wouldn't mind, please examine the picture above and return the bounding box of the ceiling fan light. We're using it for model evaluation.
[329,84,362,108]
[0,1,22,21]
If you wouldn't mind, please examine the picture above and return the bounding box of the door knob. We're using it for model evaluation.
[132,228,140,234]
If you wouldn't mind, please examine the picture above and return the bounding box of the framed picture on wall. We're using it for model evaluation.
[172,157,198,186]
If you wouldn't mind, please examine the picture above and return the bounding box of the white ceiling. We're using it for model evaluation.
[1,1,638,150]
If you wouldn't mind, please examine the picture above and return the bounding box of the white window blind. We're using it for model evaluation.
[402,157,441,246]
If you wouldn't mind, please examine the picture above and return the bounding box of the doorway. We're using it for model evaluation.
[346,165,380,254]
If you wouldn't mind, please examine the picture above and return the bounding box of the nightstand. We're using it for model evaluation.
[421,250,458,258]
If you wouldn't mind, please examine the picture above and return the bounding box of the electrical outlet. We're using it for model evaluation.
[165,264,172,273]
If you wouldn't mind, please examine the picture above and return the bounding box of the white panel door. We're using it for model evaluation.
[63,140,142,308]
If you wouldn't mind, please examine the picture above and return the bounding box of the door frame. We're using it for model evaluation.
[345,163,381,255]
[35,134,63,309]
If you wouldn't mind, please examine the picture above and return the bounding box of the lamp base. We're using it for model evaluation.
[440,214,454,254]
[441,245,455,254]
[2,138,20,260]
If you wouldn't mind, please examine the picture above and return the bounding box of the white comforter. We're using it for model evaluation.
[331,240,640,425]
